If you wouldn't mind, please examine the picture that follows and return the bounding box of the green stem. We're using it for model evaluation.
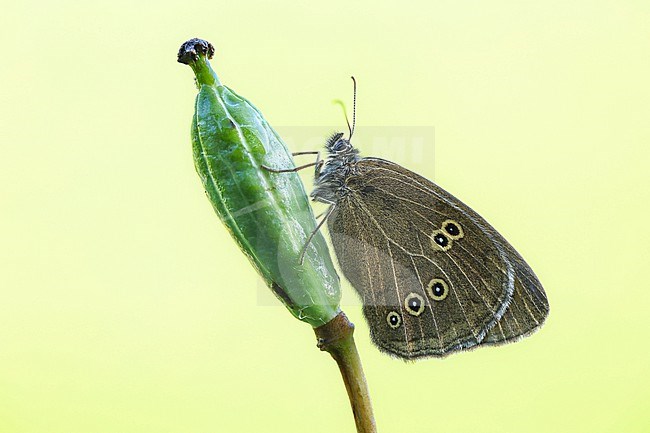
[315,312,377,433]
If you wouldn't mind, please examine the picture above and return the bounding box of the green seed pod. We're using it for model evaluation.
[178,39,341,327]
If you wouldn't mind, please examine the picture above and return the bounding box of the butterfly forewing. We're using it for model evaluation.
[326,158,542,358]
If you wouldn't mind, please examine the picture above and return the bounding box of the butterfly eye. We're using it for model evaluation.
[404,293,425,316]
[442,219,464,240]
[333,140,349,152]
[426,278,449,301]
[386,311,402,329]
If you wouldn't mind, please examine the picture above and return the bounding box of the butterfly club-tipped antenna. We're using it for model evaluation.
[332,76,358,141]
[349,75,357,140]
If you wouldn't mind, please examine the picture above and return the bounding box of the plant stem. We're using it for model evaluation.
[315,312,377,433]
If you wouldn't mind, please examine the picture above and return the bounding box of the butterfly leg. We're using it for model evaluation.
[299,204,336,265]
[313,193,338,218]
[262,161,318,173]
[263,150,329,264]
[262,151,323,174]
[314,153,324,177]
[293,151,325,177]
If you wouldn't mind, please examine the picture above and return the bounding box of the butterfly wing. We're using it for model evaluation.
[326,158,548,359]
[482,256,549,345]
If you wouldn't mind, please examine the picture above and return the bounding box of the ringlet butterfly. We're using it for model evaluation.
[265,78,549,359]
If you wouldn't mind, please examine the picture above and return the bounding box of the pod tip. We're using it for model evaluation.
[177,38,215,65]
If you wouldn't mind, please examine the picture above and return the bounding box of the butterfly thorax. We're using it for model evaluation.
[311,132,360,204]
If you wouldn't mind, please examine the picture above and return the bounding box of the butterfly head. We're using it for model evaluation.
[325,77,359,158]
[325,132,356,155]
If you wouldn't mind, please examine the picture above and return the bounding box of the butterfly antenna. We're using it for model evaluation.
[350,76,357,139]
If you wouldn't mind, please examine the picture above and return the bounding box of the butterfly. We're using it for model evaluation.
[265,78,549,359]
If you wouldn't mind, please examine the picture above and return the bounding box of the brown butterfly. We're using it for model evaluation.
[265,78,549,359]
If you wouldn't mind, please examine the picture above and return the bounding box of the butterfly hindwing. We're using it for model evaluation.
[326,158,547,358]
[483,252,549,345]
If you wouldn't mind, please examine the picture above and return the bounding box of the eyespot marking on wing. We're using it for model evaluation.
[387,311,402,328]
[404,292,426,316]
[426,278,449,301]
[431,230,453,252]
[442,219,464,240]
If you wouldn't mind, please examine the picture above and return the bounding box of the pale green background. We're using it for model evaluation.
[1,1,649,432]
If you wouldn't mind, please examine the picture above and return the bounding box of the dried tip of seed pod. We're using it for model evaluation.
[177,38,215,64]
